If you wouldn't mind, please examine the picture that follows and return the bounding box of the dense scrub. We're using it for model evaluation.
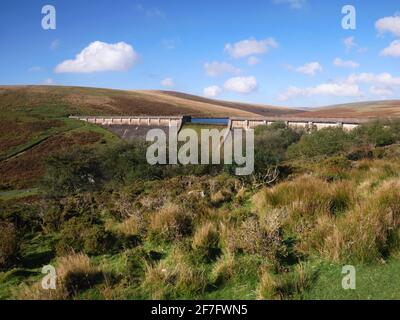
[2,120,400,300]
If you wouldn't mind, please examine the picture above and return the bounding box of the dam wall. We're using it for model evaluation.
[69,115,190,130]
[229,117,367,131]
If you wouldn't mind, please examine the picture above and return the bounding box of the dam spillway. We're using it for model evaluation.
[69,115,369,141]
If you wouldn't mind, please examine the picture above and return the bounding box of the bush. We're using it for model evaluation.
[42,148,103,196]
[226,216,286,266]
[0,221,20,269]
[0,202,41,233]
[101,142,164,184]
[346,145,374,161]
[253,123,301,174]
[287,127,352,159]
[353,121,395,147]
[40,194,99,233]
[56,217,115,256]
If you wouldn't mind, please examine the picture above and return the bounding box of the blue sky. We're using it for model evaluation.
[1,0,400,107]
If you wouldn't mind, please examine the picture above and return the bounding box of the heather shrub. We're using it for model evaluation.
[56,217,115,256]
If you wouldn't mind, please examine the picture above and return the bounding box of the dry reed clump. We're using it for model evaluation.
[253,176,357,236]
[192,222,220,261]
[257,270,280,300]
[257,263,315,300]
[117,209,147,237]
[328,181,357,215]
[302,179,400,263]
[210,189,232,206]
[149,202,193,241]
[219,222,239,255]
[208,175,242,206]
[253,176,332,216]
[18,253,103,300]
[142,248,206,299]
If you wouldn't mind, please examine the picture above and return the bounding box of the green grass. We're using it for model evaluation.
[201,255,261,300]
[0,234,56,300]
[182,123,229,135]
[0,189,40,201]
[303,259,400,300]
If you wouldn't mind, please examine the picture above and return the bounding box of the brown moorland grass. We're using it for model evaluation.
[296,100,400,119]
[0,119,64,156]
[0,85,298,118]
[0,131,103,189]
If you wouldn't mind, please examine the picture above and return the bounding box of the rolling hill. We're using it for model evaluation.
[295,100,400,119]
[0,85,301,190]
[0,85,302,118]
[2,85,400,191]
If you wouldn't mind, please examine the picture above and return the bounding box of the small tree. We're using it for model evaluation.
[287,127,351,159]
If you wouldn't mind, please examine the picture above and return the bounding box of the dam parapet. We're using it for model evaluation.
[229,117,369,131]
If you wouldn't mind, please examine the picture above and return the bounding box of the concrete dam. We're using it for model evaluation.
[69,115,368,140]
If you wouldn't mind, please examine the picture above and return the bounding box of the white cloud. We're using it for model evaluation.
[333,58,360,69]
[55,41,139,73]
[224,38,278,59]
[161,78,174,88]
[375,15,400,36]
[204,61,241,77]
[346,72,400,86]
[224,76,258,94]
[247,56,261,66]
[381,40,400,57]
[203,85,222,98]
[294,62,322,76]
[279,71,400,101]
[273,0,306,9]
[370,86,394,96]
[278,83,361,101]
[343,37,367,53]
[348,72,400,97]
